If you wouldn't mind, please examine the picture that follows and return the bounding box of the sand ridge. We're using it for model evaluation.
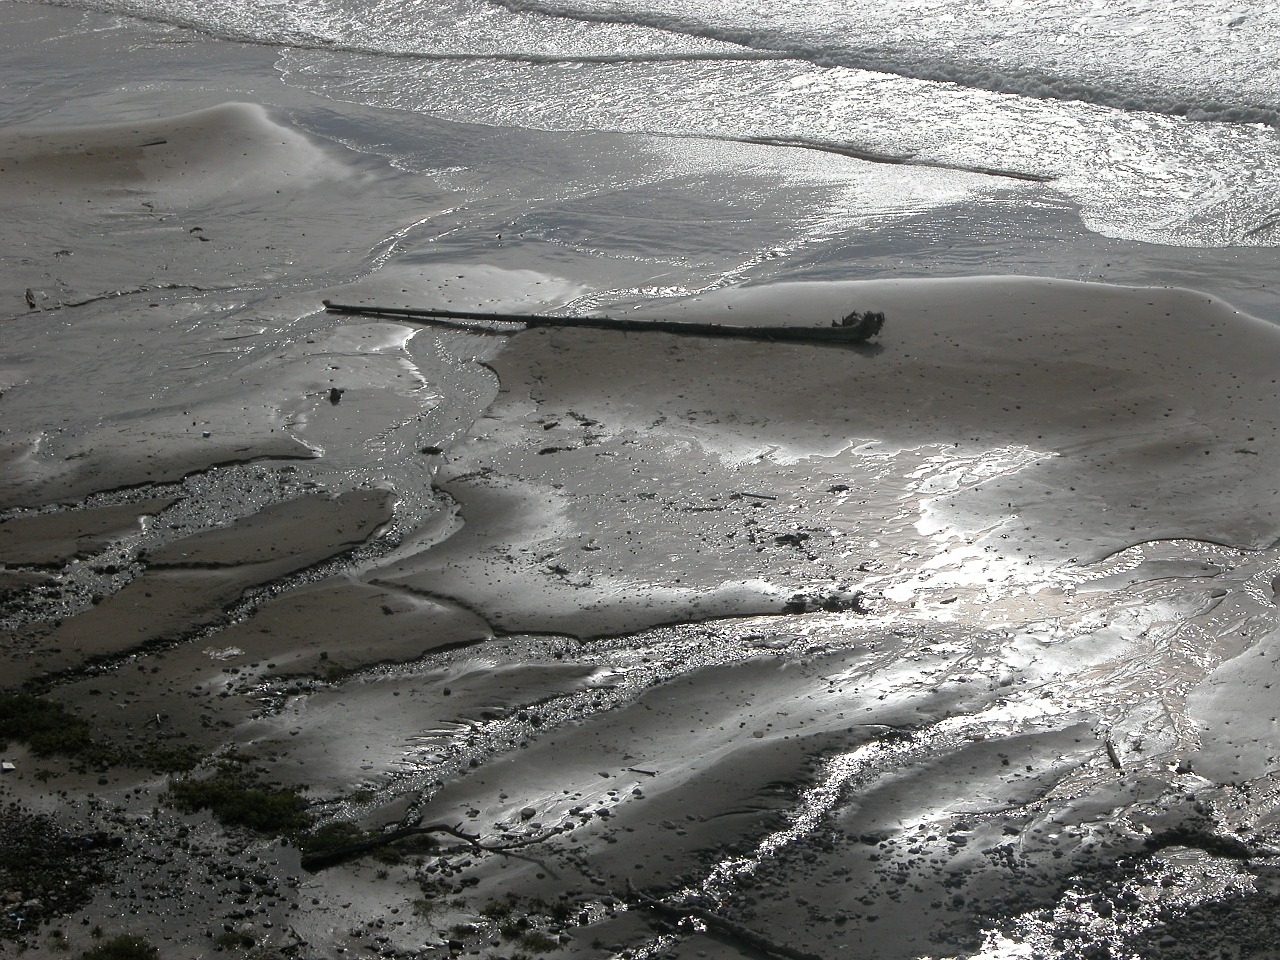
[0,101,342,206]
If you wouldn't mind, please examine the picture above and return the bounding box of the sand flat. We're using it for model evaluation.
[3,8,1280,952]
[0,102,339,204]
[8,272,1280,959]
[0,498,175,566]
[380,276,1280,646]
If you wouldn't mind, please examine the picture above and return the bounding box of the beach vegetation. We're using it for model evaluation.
[0,694,94,757]
[485,894,567,951]
[499,919,527,939]
[74,935,159,960]
[372,843,405,865]
[319,660,352,683]
[518,931,560,952]
[0,694,202,773]
[167,767,311,835]
[541,897,576,924]
[295,820,367,855]
[131,741,203,774]
[480,895,520,920]
[484,892,576,925]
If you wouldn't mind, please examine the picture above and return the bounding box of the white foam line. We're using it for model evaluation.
[487,0,1280,128]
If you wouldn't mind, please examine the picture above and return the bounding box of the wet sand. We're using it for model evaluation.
[4,6,1280,960]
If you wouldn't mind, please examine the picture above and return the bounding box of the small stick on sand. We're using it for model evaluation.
[1104,737,1123,770]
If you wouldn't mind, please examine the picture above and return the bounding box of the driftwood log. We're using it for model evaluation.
[322,301,885,344]
[299,821,568,872]
[629,885,825,960]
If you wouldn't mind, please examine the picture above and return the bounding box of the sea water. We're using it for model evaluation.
[34,0,1280,252]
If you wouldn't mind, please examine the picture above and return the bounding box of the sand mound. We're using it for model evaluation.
[0,101,341,207]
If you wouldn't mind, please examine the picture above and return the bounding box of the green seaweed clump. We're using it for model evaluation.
[167,770,311,836]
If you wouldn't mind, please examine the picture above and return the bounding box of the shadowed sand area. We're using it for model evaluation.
[4,53,1280,960]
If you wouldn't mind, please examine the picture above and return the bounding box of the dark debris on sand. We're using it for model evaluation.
[0,808,119,939]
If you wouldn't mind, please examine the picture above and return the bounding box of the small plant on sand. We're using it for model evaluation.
[167,767,310,836]
[480,895,520,921]
[499,919,527,940]
[528,895,575,924]
[410,898,437,919]
[519,931,560,952]
[75,935,159,960]
[0,694,94,757]
[294,820,368,856]
[130,741,203,774]
[45,930,70,953]
[214,929,256,950]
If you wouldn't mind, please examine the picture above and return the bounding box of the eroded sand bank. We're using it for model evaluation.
[3,65,1280,960]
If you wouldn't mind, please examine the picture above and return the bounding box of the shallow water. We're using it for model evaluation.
[34,0,1280,248]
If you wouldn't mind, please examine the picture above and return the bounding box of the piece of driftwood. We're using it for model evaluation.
[323,301,885,344]
[629,885,824,960]
[299,821,568,872]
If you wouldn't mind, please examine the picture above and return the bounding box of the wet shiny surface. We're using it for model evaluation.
[4,3,1280,958]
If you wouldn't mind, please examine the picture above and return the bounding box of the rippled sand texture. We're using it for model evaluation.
[361,278,1280,957]
[3,49,1280,960]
